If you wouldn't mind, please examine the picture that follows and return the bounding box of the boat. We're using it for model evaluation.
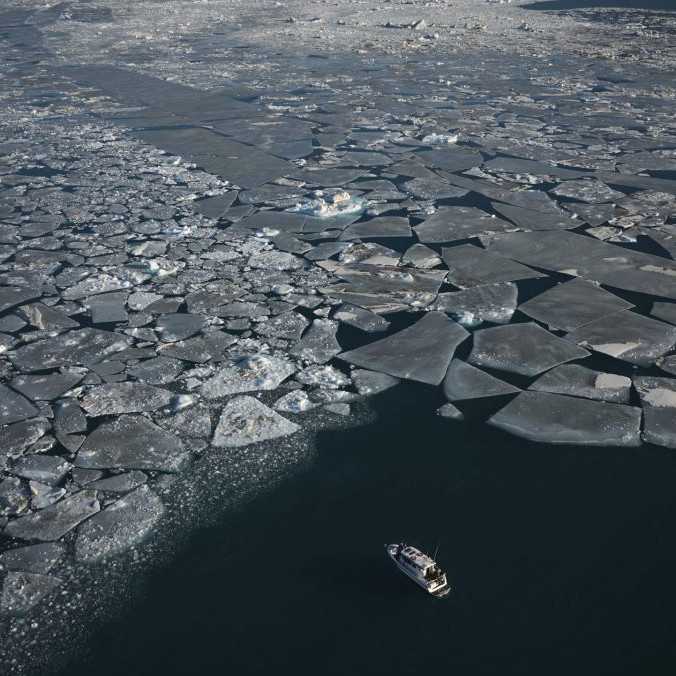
[386,543,450,597]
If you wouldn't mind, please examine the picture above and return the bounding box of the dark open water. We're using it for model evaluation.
[62,384,676,676]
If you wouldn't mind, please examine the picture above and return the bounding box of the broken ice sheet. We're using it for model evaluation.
[333,303,390,333]
[0,287,41,314]
[529,364,631,403]
[0,419,51,471]
[349,178,403,201]
[81,383,173,416]
[212,396,300,448]
[0,314,26,333]
[76,415,188,472]
[338,242,400,266]
[550,179,625,204]
[87,292,129,324]
[30,482,67,510]
[5,490,100,542]
[155,313,206,342]
[650,302,676,326]
[441,244,545,288]
[0,478,28,517]
[158,332,237,363]
[273,390,317,414]
[75,485,164,563]
[657,354,676,377]
[469,322,590,377]
[0,543,65,574]
[351,369,400,396]
[322,264,445,312]
[401,243,441,269]
[1,572,62,615]
[403,177,468,201]
[518,279,634,332]
[127,357,184,385]
[414,207,513,244]
[480,157,586,181]
[437,403,464,421]
[490,202,579,231]
[291,168,369,188]
[10,328,131,372]
[434,283,517,327]
[489,391,641,447]
[325,403,351,416]
[484,230,600,272]
[62,273,133,301]
[272,232,312,255]
[565,311,676,367]
[443,360,520,401]
[10,372,83,402]
[485,231,676,300]
[584,226,623,242]
[157,404,212,439]
[248,250,304,271]
[562,202,615,227]
[0,332,17,353]
[238,184,307,208]
[255,311,309,341]
[193,191,238,219]
[304,241,351,262]
[338,151,394,168]
[88,471,148,493]
[340,216,412,240]
[201,354,296,399]
[444,174,562,214]
[290,319,341,364]
[10,455,71,486]
[233,210,306,234]
[416,148,482,174]
[0,384,39,425]
[339,312,468,386]
[296,365,350,389]
[633,377,676,449]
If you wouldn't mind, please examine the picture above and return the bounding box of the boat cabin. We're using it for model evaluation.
[398,546,442,579]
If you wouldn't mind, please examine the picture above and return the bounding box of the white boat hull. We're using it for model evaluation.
[386,545,450,597]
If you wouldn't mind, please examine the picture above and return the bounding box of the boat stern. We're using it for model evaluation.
[428,576,450,597]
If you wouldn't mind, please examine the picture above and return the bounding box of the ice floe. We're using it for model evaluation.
[489,392,641,446]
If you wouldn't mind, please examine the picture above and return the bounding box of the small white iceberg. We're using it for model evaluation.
[289,190,365,219]
[421,132,459,145]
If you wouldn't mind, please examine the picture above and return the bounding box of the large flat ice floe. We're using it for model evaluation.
[566,312,676,366]
[443,360,520,401]
[489,392,642,446]
[339,312,469,385]
[518,279,634,332]
[75,485,165,563]
[212,396,300,448]
[441,244,545,288]
[201,355,297,398]
[76,416,188,472]
[529,364,632,403]
[469,323,590,377]
[633,377,676,449]
[434,283,517,327]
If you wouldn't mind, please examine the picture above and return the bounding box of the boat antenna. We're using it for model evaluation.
[433,540,440,561]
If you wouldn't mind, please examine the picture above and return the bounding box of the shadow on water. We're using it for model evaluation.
[523,0,675,10]
[62,384,676,676]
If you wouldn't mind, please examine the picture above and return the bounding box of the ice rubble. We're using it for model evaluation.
[2,5,676,640]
